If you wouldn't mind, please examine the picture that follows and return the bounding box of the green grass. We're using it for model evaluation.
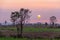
[23,27,60,32]
[0,27,60,32]
[0,27,60,40]
[0,27,17,31]
[0,37,60,40]
[0,37,28,40]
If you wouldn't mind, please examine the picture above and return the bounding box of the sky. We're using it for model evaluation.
[0,0,60,23]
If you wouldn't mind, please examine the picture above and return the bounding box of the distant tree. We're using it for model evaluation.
[50,16,57,26]
[45,22,48,26]
[10,8,31,37]
[5,21,7,25]
[0,23,1,25]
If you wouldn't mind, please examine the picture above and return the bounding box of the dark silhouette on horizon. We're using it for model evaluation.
[50,16,57,27]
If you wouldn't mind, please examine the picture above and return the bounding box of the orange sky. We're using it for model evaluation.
[0,0,60,23]
[0,0,60,9]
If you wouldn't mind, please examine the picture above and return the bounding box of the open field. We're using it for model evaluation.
[0,26,60,32]
[0,26,60,40]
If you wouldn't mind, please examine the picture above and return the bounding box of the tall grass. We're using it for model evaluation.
[0,27,60,32]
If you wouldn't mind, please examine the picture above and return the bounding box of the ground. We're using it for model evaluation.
[0,26,60,40]
[0,37,60,40]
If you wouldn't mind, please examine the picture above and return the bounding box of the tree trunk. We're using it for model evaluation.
[20,15,23,38]
[17,21,23,38]
[16,24,20,38]
[17,15,23,38]
[16,22,23,38]
[52,22,54,27]
[20,21,23,37]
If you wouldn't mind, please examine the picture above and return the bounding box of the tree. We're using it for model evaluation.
[50,16,57,26]
[10,8,31,37]
[45,22,48,26]
[5,21,7,25]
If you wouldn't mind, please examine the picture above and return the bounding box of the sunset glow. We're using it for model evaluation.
[0,0,60,9]
[37,15,41,19]
[0,0,60,23]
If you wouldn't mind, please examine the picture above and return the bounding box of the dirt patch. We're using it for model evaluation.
[0,30,60,38]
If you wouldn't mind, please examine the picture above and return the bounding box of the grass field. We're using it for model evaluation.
[0,26,60,40]
[23,27,60,32]
[0,37,60,40]
[0,27,60,32]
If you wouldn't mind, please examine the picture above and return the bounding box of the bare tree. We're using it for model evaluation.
[10,8,31,37]
[50,16,57,26]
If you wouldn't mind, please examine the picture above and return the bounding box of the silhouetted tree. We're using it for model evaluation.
[50,16,57,27]
[10,8,31,37]
[45,22,48,26]
[0,23,1,26]
[5,21,7,25]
